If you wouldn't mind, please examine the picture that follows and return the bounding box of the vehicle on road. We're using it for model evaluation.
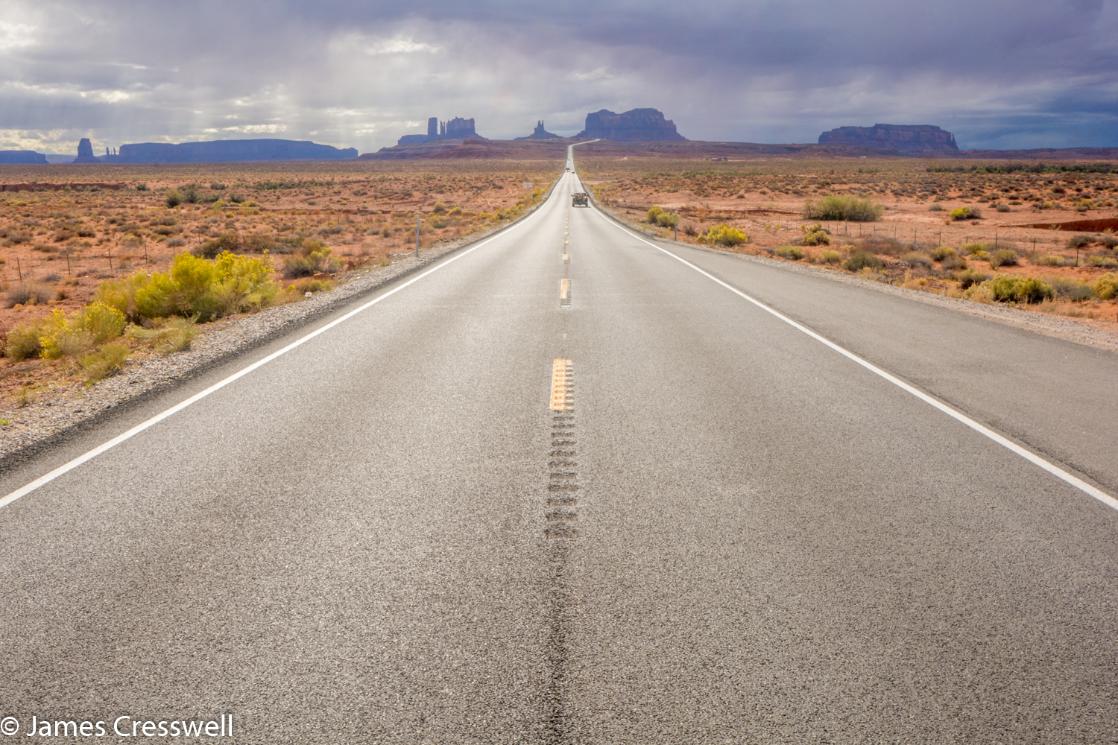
[572,192,589,207]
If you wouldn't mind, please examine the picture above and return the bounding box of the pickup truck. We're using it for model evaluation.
[571,192,589,207]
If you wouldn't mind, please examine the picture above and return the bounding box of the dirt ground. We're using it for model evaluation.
[577,154,1118,327]
[0,159,559,405]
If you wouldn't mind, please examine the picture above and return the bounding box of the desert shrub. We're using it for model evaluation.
[79,341,129,383]
[928,204,944,212]
[816,249,843,265]
[1035,254,1067,267]
[79,301,128,343]
[1088,254,1118,268]
[956,269,990,289]
[930,246,956,261]
[241,233,278,252]
[804,195,882,222]
[193,233,240,258]
[127,317,198,354]
[36,301,127,360]
[941,254,967,270]
[995,203,1011,213]
[282,238,341,278]
[646,205,679,228]
[950,206,982,221]
[989,249,1019,268]
[165,190,183,208]
[902,251,932,269]
[775,245,804,261]
[5,284,52,308]
[962,242,991,258]
[800,224,831,246]
[858,235,906,256]
[701,224,748,247]
[1048,277,1094,302]
[843,251,884,272]
[286,277,336,295]
[98,252,276,322]
[1094,273,1118,300]
[1102,234,1118,249]
[3,319,47,359]
[988,276,1053,304]
[38,310,93,359]
[1067,234,1093,249]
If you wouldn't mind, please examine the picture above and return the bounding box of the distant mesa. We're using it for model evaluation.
[818,124,959,155]
[576,108,685,141]
[0,150,48,165]
[516,121,562,141]
[397,116,482,145]
[112,139,357,164]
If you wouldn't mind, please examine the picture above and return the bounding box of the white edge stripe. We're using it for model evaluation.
[0,193,552,511]
[604,217,1118,514]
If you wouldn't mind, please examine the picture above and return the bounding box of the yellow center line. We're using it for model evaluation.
[559,278,570,302]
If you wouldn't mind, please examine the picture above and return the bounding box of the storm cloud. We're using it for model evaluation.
[1,0,1115,153]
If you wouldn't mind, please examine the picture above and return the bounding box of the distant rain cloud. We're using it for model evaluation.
[0,0,1115,153]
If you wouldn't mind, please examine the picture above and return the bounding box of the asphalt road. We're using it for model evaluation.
[0,155,1116,743]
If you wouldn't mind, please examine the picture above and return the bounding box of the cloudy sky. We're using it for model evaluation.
[1,0,1116,154]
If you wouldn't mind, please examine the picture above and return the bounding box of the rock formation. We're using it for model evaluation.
[0,150,49,164]
[516,121,562,140]
[818,124,959,155]
[73,137,98,163]
[396,116,482,145]
[576,108,685,141]
[115,138,358,164]
[444,117,476,139]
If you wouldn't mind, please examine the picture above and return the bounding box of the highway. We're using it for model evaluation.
[1,150,1116,743]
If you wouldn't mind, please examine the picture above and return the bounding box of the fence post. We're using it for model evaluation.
[16,256,22,281]
[415,215,421,258]
[65,251,71,276]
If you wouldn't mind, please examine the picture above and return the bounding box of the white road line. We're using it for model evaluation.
[0,184,563,511]
[603,216,1118,514]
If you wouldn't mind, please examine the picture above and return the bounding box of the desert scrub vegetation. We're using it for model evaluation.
[774,245,805,261]
[2,250,278,387]
[701,224,748,247]
[799,224,831,246]
[126,317,199,355]
[804,196,883,222]
[97,251,277,323]
[1094,273,1118,300]
[950,206,982,221]
[843,251,885,272]
[987,276,1054,304]
[989,248,1019,268]
[281,238,341,279]
[646,205,680,229]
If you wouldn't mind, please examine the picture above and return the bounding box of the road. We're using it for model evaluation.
[1,150,1116,743]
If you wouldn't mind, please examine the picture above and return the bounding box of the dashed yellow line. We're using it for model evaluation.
[550,358,573,411]
[559,278,570,303]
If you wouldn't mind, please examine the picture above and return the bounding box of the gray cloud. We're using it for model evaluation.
[1,0,1115,153]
